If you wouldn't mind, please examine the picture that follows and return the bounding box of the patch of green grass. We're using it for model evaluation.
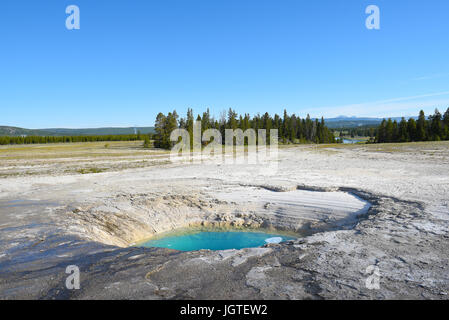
[77,167,106,174]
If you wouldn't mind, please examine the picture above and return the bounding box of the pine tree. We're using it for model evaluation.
[227,108,238,130]
[416,110,426,141]
[430,108,442,140]
[384,119,394,142]
[289,115,297,142]
[407,118,417,141]
[154,112,166,148]
[443,107,449,139]
[398,118,409,142]
[282,109,289,142]
[201,108,211,133]
[186,108,194,148]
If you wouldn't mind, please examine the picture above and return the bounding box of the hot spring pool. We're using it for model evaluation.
[139,230,296,251]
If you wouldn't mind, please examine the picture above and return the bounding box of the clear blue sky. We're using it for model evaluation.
[1,0,448,128]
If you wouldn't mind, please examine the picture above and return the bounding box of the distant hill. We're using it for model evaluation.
[1,116,419,136]
[0,126,155,137]
[0,126,54,136]
[323,116,418,129]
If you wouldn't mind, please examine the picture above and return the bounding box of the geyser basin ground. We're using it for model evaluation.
[0,142,448,299]
[139,229,296,251]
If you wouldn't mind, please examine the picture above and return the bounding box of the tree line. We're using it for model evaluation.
[0,134,143,145]
[154,108,336,149]
[375,108,449,143]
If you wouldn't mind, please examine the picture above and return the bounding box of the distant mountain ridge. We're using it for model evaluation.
[323,116,418,128]
[0,116,418,136]
[0,126,155,137]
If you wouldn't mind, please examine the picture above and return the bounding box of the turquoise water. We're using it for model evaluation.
[140,230,296,251]
[342,138,363,144]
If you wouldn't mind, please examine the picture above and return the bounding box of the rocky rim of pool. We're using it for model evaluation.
[62,185,372,249]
